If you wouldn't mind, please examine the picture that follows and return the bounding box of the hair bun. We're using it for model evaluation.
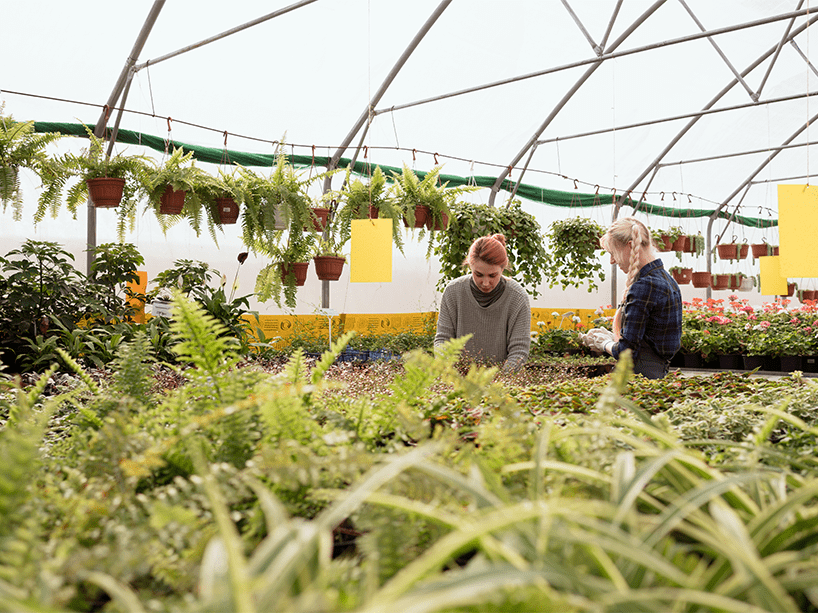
[491,233,507,247]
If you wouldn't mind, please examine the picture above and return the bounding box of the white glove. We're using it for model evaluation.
[586,328,615,354]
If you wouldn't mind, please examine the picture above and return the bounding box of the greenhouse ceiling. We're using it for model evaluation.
[5,0,818,222]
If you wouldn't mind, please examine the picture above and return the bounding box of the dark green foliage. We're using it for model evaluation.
[542,216,606,292]
[434,200,548,298]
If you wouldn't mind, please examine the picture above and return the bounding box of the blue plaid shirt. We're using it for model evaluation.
[611,259,682,362]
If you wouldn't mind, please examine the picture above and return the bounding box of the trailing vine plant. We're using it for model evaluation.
[542,216,606,292]
[434,200,548,298]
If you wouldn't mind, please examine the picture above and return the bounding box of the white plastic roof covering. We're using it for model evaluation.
[3,0,817,314]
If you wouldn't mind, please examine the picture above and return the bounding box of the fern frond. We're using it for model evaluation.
[168,291,238,378]
[111,332,155,403]
[55,347,101,396]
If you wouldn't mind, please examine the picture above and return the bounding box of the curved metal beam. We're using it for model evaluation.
[321,0,453,193]
[487,0,668,207]
[704,107,818,298]
[610,11,818,300]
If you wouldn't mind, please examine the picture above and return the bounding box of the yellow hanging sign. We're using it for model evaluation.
[777,184,818,278]
[350,218,393,282]
[759,256,789,296]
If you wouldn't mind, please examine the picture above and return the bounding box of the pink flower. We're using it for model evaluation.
[790,318,800,325]
[740,305,754,313]
[759,320,771,329]
[748,313,758,320]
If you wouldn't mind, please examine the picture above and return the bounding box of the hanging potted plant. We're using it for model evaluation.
[691,271,712,288]
[312,237,347,281]
[0,111,67,221]
[144,147,210,220]
[669,266,692,285]
[64,128,151,240]
[751,240,776,260]
[651,226,684,252]
[541,216,606,292]
[715,237,749,261]
[254,229,316,309]
[433,199,549,298]
[391,164,476,258]
[196,167,249,227]
[334,166,406,254]
[674,232,705,258]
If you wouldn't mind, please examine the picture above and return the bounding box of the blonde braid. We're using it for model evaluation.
[604,218,654,339]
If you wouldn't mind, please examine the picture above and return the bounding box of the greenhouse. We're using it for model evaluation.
[3,1,818,611]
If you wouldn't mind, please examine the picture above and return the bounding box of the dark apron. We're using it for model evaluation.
[633,339,670,379]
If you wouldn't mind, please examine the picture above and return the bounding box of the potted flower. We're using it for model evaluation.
[144,147,210,220]
[433,200,549,298]
[541,216,606,292]
[334,166,406,254]
[0,111,66,221]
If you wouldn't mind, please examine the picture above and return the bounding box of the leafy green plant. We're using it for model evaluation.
[391,165,476,258]
[143,146,211,231]
[63,127,152,240]
[334,166,405,253]
[542,216,606,292]
[434,200,548,298]
[0,109,67,221]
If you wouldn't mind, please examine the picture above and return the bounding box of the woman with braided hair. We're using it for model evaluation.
[581,217,682,379]
[434,233,531,373]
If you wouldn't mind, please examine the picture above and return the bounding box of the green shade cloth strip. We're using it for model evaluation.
[33,121,777,229]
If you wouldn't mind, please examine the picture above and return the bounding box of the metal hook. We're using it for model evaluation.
[672,191,677,201]
[660,191,665,201]
[412,148,416,161]
[433,152,439,165]
[223,131,228,147]
[363,145,368,159]
[594,184,600,195]
[573,179,578,189]
[166,116,172,132]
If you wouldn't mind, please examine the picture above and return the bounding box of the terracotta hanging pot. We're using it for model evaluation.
[426,211,449,231]
[712,274,731,290]
[671,267,692,285]
[801,289,818,302]
[780,282,795,298]
[672,235,693,252]
[215,196,240,224]
[716,243,743,260]
[691,271,711,288]
[313,255,346,281]
[159,185,186,214]
[87,177,125,208]
[655,235,674,252]
[306,207,330,231]
[404,204,430,228]
[367,205,379,219]
[280,262,309,287]
[751,243,771,258]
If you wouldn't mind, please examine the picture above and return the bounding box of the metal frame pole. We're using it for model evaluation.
[86,0,166,274]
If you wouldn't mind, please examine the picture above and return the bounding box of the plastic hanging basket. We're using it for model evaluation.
[159,185,186,214]
[87,177,125,208]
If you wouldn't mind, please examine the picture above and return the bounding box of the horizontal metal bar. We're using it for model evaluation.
[372,6,815,116]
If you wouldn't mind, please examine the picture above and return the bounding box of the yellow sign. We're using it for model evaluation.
[351,218,392,282]
[759,256,789,296]
[127,271,147,324]
[777,184,818,277]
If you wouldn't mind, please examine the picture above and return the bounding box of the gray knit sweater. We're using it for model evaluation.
[434,275,531,372]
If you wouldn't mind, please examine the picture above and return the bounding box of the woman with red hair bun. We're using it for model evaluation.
[434,233,531,372]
